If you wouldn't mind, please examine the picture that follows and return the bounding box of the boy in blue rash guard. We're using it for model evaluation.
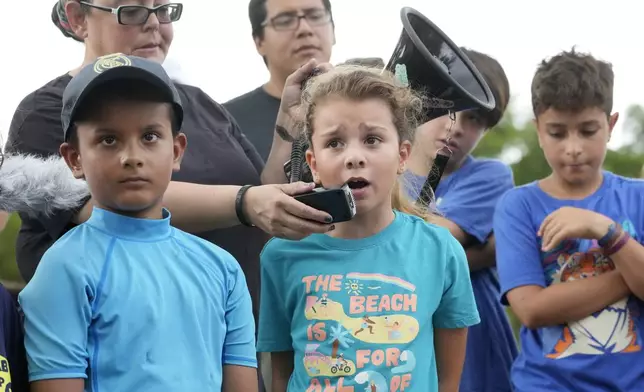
[18,54,258,392]
[404,48,517,392]
[494,49,644,391]
[258,66,480,392]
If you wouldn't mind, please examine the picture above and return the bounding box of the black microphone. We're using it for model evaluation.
[416,152,449,206]
[285,67,322,183]
[289,135,306,183]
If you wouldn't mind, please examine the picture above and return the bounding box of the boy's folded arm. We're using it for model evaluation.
[31,378,85,392]
[432,162,515,261]
[494,191,631,329]
[432,216,469,245]
[464,235,496,271]
[506,270,630,329]
[609,237,644,301]
[222,365,258,392]
[270,351,294,392]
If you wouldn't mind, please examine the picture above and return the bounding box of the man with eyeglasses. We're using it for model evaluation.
[224,0,335,162]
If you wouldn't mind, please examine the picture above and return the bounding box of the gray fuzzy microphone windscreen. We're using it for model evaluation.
[0,154,90,218]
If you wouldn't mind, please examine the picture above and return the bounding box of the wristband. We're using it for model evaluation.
[604,232,630,257]
[598,222,619,247]
[604,224,624,249]
[235,185,255,227]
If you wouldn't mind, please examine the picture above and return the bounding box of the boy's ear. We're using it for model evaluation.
[607,112,619,140]
[59,142,85,179]
[172,133,188,171]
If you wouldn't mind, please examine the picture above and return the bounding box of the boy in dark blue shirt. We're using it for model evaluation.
[0,283,28,392]
[404,48,517,392]
[19,53,258,392]
[495,49,644,391]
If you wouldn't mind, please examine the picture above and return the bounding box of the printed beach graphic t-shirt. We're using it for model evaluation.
[257,211,480,391]
[494,172,644,391]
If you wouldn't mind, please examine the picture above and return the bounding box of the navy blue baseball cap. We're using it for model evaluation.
[61,53,184,140]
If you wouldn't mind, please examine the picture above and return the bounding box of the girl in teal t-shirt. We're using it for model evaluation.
[257,66,480,392]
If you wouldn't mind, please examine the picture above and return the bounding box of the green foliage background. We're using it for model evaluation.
[474,104,644,185]
[0,213,22,283]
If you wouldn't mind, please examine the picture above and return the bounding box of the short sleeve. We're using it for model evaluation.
[433,233,481,329]
[18,247,92,381]
[257,240,292,352]
[222,254,258,368]
[632,181,644,244]
[493,189,545,305]
[438,160,514,243]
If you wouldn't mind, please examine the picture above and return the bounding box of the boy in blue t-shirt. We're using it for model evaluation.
[494,49,644,391]
[18,54,258,392]
[404,48,517,392]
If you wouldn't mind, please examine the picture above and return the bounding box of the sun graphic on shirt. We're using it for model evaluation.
[344,280,364,295]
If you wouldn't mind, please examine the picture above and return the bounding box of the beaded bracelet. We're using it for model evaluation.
[607,224,624,247]
[598,223,619,247]
[604,232,631,257]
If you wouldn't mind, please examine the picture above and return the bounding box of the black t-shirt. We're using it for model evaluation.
[224,87,281,162]
[6,74,269,320]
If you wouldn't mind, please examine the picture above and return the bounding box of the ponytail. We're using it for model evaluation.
[391,177,439,223]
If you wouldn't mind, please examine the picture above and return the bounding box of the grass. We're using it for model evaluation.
[0,213,23,284]
[506,307,522,350]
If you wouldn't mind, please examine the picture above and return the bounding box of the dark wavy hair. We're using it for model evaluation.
[531,48,614,116]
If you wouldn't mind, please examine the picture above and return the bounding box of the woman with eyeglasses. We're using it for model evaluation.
[6,0,334,387]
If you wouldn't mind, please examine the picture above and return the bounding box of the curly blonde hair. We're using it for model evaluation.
[299,65,438,222]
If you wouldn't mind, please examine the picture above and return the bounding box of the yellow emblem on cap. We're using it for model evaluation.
[93,53,132,74]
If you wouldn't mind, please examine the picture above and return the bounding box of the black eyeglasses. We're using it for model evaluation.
[262,8,331,31]
[79,2,183,26]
